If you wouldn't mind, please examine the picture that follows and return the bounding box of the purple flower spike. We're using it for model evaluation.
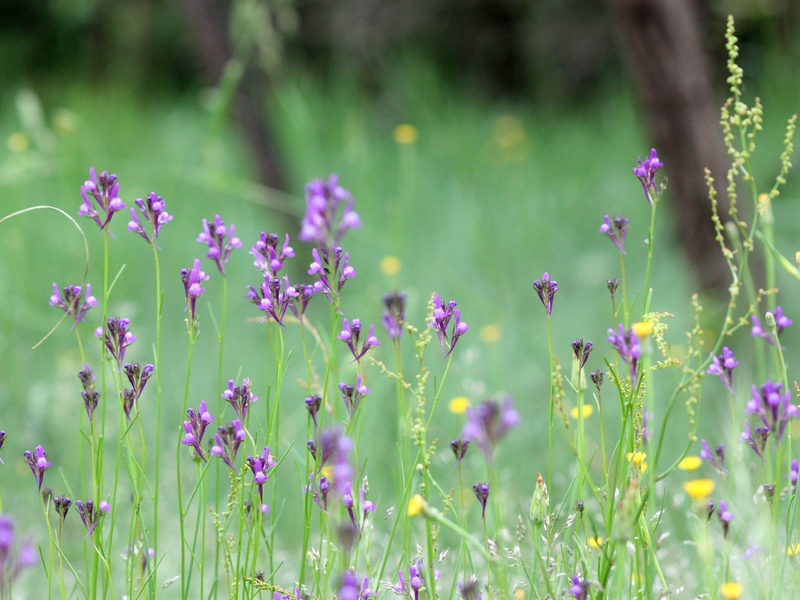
[78,365,100,422]
[210,420,246,472]
[252,232,294,277]
[299,174,360,250]
[78,168,125,231]
[128,192,172,243]
[182,401,215,462]
[246,275,299,327]
[532,272,558,318]
[606,324,641,385]
[197,215,242,276]
[0,516,37,587]
[95,317,136,366]
[50,283,97,328]
[339,375,371,419]
[337,570,371,600]
[121,362,154,419]
[570,575,590,600]
[222,378,258,421]
[450,439,470,465]
[746,380,799,444]
[75,500,109,537]
[462,397,519,460]
[246,447,277,503]
[53,495,72,522]
[699,439,726,473]
[707,347,737,392]
[571,339,593,369]
[305,395,322,427]
[0,431,6,464]
[429,294,469,356]
[472,482,489,519]
[382,291,407,343]
[633,148,664,206]
[741,419,770,460]
[308,247,356,302]
[338,318,380,363]
[791,459,799,495]
[751,307,792,347]
[309,428,353,496]
[23,445,50,491]
[181,259,209,326]
[304,473,330,513]
[599,215,629,255]
[718,500,734,538]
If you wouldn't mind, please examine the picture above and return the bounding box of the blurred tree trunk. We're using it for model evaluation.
[611,0,731,293]
[178,0,288,192]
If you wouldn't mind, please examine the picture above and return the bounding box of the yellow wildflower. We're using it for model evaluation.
[448,397,470,415]
[627,452,646,466]
[678,456,702,471]
[788,543,800,557]
[587,536,603,549]
[479,324,502,344]
[393,124,418,145]
[631,321,653,339]
[719,582,743,600]
[570,405,594,420]
[7,132,29,153]
[514,589,525,600]
[407,494,425,516]
[683,478,715,500]
[380,256,401,276]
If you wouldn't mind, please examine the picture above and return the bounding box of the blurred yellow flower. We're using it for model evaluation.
[448,397,471,415]
[587,536,603,549]
[321,465,334,481]
[631,321,653,339]
[796,251,800,266]
[393,124,418,145]
[678,456,702,471]
[570,405,594,420]
[479,324,501,344]
[407,494,425,516]
[683,478,715,500]
[627,452,646,466]
[380,256,401,276]
[719,582,743,600]
[7,132,29,153]
[787,543,800,557]
[514,589,525,600]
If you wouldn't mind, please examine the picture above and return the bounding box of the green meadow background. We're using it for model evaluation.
[0,45,799,587]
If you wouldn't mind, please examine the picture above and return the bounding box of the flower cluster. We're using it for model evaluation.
[23,445,50,491]
[246,447,276,504]
[532,272,557,318]
[599,215,629,254]
[121,362,154,420]
[308,428,353,496]
[299,174,360,249]
[308,247,356,302]
[338,318,380,363]
[751,307,793,346]
[197,215,242,276]
[0,516,36,591]
[49,283,97,328]
[382,291,407,342]
[246,276,298,327]
[606,324,641,385]
[78,168,124,231]
[745,381,798,444]
[180,259,209,326]
[707,347,738,392]
[210,420,246,472]
[95,317,136,365]
[77,365,99,421]
[251,232,294,276]
[462,397,519,459]
[128,192,172,243]
[339,376,370,419]
[75,500,109,537]
[429,294,468,357]
[181,401,215,462]
[222,378,258,421]
[633,148,664,206]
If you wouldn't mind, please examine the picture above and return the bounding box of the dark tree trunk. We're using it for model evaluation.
[178,0,288,192]
[611,0,731,293]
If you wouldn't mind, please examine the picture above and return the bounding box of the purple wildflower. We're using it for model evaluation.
[718,500,734,538]
[288,283,316,320]
[95,317,136,366]
[180,259,209,326]
[339,375,370,419]
[78,168,125,231]
[707,347,737,392]
[746,380,799,444]
[462,397,520,459]
[699,439,726,473]
[450,439,470,465]
[590,370,605,390]
[49,283,97,328]
[0,431,5,464]
[429,294,468,357]
[599,215,629,254]
[246,447,277,503]
[0,516,37,591]
[210,420,246,472]
[251,232,295,276]
[128,192,172,243]
[23,445,50,492]
[308,428,353,496]
[121,362,154,420]
[53,495,71,522]
[571,339,593,369]
[570,575,590,600]
[299,174,360,250]
[393,560,425,600]
[791,459,799,495]
[472,482,489,519]
[197,215,242,276]
[458,579,482,600]
[752,307,792,346]
[182,401,215,462]
[308,246,356,302]
[606,324,641,385]
[382,291,407,342]
[74,500,109,537]
[222,378,258,421]
[607,278,620,298]
[633,148,664,206]
[741,419,770,460]
[338,318,380,363]
[337,570,371,600]
[77,365,99,422]
[532,272,558,318]
[246,275,299,327]
[305,394,322,427]
[304,473,330,513]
